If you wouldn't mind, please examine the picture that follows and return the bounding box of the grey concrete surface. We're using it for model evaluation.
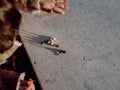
[20,0,120,90]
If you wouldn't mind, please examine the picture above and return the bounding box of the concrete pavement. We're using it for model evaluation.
[20,0,120,90]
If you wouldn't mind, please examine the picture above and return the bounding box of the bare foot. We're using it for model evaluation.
[40,0,69,14]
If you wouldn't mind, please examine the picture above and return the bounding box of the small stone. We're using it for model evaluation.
[34,61,36,64]
[83,56,85,60]
[89,59,92,61]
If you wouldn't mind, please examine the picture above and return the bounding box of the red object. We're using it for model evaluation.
[56,44,60,48]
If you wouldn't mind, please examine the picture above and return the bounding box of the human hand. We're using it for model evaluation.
[40,0,69,14]
[19,79,35,90]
